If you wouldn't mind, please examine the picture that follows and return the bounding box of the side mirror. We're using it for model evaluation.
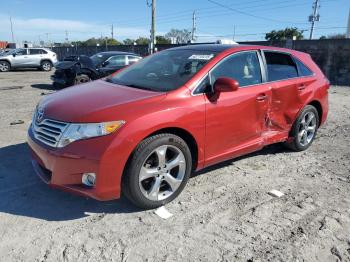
[214,77,239,93]
[102,61,109,67]
[12,53,16,57]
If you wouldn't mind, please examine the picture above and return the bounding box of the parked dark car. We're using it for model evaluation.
[51,51,142,88]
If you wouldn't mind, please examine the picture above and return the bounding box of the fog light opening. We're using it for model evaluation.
[82,173,96,187]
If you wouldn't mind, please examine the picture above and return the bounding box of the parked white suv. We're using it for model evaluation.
[0,48,57,72]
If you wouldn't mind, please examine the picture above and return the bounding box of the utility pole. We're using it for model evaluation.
[191,11,196,42]
[111,24,114,39]
[65,30,69,43]
[9,16,15,43]
[149,0,156,54]
[309,0,320,40]
[346,8,350,39]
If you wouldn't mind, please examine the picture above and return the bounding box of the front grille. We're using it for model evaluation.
[32,117,68,147]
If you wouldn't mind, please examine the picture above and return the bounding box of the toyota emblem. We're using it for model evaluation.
[36,107,44,123]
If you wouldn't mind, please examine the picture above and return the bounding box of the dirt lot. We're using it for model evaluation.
[0,71,349,262]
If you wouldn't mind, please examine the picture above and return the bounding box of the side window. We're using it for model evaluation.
[15,49,27,56]
[29,49,40,55]
[128,55,141,64]
[294,58,313,77]
[264,51,298,81]
[210,51,262,88]
[106,55,126,66]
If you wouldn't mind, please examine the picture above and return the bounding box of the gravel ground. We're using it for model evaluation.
[0,71,349,262]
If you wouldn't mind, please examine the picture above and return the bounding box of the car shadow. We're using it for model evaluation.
[193,143,291,177]
[0,142,291,221]
[0,143,139,221]
[31,84,56,90]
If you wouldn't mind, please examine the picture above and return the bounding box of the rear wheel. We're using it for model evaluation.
[0,61,10,72]
[40,61,52,71]
[123,134,192,209]
[284,105,319,151]
[74,74,91,85]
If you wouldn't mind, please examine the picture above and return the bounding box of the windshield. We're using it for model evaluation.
[108,49,217,92]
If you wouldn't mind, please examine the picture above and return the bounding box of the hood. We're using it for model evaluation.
[55,55,95,70]
[55,60,78,70]
[41,80,166,122]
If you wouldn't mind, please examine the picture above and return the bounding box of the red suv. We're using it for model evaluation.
[28,44,329,208]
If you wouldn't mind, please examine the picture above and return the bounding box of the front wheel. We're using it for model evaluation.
[74,74,91,85]
[123,134,192,209]
[284,105,319,151]
[0,61,10,72]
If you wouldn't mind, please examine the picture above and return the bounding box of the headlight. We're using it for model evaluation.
[57,120,125,148]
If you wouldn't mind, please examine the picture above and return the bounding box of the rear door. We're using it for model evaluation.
[28,49,45,66]
[204,50,271,166]
[262,51,302,131]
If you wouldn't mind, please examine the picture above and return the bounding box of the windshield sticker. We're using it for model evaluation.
[188,54,214,60]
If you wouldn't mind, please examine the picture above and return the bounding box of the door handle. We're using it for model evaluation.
[257,94,268,101]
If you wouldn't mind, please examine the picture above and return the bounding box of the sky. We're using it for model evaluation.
[0,0,348,45]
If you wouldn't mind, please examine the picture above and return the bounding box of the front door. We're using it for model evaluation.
[204,50,270,166]
[11,49,29,67]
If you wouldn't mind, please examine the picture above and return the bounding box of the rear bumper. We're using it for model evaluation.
[27,129,121,201]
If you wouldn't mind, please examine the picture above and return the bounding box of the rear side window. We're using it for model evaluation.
[29,49,47,55]
[294,58,314,77]
[264,51,298,81]
[107,55,126,66]
[210,51,262,88]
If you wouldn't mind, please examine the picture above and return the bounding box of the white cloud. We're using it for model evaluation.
[0,14,151,43]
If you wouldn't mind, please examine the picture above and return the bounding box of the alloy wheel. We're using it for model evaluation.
[139,145,186,201]
[0,62,9,72]
[297,111,317,147]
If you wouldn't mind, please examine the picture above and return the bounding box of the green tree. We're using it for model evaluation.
[123,38,136,45]
[135,37,149,45]
[156,35,171,44]
[265,27,304,41]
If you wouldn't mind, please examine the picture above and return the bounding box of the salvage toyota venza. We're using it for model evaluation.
[28,44,329,208]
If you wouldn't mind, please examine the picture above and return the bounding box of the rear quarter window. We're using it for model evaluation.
[294,57,314,77]
[264,51,298,81]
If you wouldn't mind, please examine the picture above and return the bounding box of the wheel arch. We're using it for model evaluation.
[308,100,323,126]
[40,59,52,65]
[122,127,199,184]
[0,59,11,65]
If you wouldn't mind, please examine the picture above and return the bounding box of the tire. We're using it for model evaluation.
[74,74,91,85]
[0,61,10,72]
[40,61,52,71]
[123,133,192,209]
[284,105,319,152]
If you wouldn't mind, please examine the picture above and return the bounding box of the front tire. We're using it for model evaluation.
[285,105,319,151]
[123,133,192,209]
[74,74,91,85]
[0,61,10,72]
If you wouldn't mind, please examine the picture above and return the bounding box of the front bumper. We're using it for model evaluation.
[27,128,121,201]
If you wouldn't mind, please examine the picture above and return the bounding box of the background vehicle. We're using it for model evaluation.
[0,48,57,72]
[28,44,329,209]
[51,51,142,88]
